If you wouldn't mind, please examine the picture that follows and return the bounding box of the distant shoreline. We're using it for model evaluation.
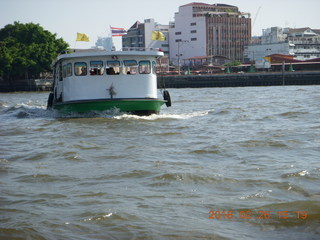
[1,71,320,92]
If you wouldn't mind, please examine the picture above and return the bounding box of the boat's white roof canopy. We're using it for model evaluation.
[52,49,164,67]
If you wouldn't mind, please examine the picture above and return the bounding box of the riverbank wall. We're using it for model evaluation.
[158,71,320,88]
[1,71,319,92]
[0,79,52,92]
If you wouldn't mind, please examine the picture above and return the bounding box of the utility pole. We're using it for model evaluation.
[282,61,285,85]
[177,40,188,75]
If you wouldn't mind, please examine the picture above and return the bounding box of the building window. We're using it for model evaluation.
[74,62,87,76]
[191,38,197,41]
[175,39,182,42]
[190,22,196,26]
[175,32,182,35]
[191,30,197,34]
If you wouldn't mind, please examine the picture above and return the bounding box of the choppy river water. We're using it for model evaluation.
[0,86,319,239]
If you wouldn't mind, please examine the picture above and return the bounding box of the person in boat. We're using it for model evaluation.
[81,66,87,75]
[107,67,116,75]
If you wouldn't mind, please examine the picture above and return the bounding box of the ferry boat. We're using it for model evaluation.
[47,49,171,115]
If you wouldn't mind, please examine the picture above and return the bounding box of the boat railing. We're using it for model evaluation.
[121,47,163,52]
[59,47,163,56]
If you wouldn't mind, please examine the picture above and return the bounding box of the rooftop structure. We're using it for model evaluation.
[95,37,114,51]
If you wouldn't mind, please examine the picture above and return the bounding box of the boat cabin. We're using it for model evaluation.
[52,49,164,103]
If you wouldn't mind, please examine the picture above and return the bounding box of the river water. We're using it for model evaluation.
[0,86,319,240]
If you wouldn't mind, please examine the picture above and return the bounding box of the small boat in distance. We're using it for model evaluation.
[47,48,171,115]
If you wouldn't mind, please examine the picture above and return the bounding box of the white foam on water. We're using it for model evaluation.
[1,99,213,122]
[113,110,213,121]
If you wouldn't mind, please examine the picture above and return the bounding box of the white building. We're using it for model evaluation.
[261,27,287,44]
[169,3,207,65]
[144,19,169,55]
[169,3,251,66]
[286,28,320,60]
[244,27,320,63]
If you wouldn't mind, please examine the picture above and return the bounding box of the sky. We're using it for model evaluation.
[1,0,320,50]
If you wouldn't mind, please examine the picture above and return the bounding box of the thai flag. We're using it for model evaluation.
[111,27,127,36]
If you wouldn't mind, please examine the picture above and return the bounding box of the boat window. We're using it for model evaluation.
[139,61,151,74]
[90,61,104,75]
[75,62,87,76]
[66,63,72,77]
[152,61,157,74]
[62,65,67,78]
[62,63,72,78]
[106,60,121,75]
[123,60,137,75]
[58,64,63,81]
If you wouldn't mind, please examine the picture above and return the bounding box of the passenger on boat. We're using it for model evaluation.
[107,67,116,75]
[81,66,87,75]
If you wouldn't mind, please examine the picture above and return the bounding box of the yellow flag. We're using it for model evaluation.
[151,31,165,41]
[76,33,90,42]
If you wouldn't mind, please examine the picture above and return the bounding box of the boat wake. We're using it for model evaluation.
[0,102,212,121]
[114,110,213,121]
[0,103,50,119]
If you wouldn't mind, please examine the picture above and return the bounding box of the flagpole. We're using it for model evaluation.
[74,32,78,49]
[110,26,114,51]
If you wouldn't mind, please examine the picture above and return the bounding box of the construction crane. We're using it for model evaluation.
[253,6,261,29]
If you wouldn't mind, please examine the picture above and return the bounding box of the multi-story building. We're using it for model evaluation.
[286,28,320,60]
[122,18,169,56]
[244,27,320,63]
[244,27,291,64]
[122,21,145,50]
[169,2,251,65]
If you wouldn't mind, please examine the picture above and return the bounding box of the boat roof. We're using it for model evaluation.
[52,49,164,66]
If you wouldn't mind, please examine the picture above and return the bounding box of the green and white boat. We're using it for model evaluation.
[47,49,171,115]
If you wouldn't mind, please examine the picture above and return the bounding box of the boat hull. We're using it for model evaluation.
[53,98,166,115]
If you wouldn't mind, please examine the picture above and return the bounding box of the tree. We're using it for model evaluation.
[0,22,69,82]
[224,60,242,67]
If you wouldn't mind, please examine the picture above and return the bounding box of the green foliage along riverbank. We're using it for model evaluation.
[0,22,68,91]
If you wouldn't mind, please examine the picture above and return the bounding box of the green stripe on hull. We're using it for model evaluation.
[53,99,165,115]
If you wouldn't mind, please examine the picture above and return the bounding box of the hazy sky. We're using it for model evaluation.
[1,0,320,49]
